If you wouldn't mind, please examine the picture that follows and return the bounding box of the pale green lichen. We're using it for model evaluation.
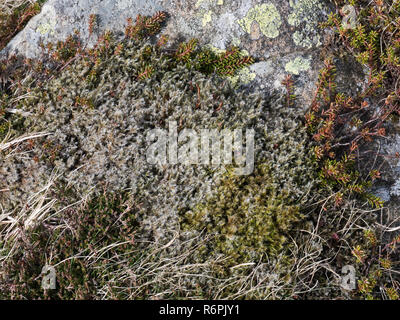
[207,45,226,56]
[195,0,224,28]
[293,31,319,48]
[285,56,311,75]
[202,10,213,27]
[195,0,207,8]
[240,49,250,56]
[238,3,282,39]
[287,0,324,48]
[231,37,241,46]
[229,66,257,87]
[36,21,56,35]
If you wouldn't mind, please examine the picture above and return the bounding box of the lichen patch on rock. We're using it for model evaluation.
[287,0,326,48]
[237,3,282,39]
[285,56,311,75]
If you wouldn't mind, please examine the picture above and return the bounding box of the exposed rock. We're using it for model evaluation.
[1,0,337,107]
[375,129,400,205]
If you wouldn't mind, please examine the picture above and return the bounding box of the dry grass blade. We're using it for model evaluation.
[0,131,51,152]
[0,171,59,243]
[0,0,34,15]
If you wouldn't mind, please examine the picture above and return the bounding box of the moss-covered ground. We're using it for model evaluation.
[0,1,399,300]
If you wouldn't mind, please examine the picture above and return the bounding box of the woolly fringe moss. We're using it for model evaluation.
[181,163,302,266]
[1,27,318,298]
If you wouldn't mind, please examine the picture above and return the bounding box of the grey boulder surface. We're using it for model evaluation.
[2,0,339,107]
